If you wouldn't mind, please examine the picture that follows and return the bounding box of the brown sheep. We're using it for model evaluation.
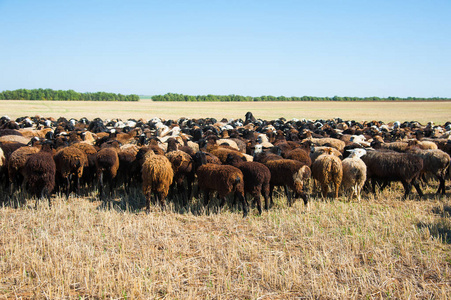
[71,142,98,186]
[7,146,40,195]
[312,149,343,199]
[264,159,311,207]
[24,144,56,207]
[95,147,120,199]
[285,148,312,167]
[210,148,249,164]
[193,151,248,217]
[54,146,88,198]
[166,150,194,206]
[142,154,174,211]
[226,153,271,214]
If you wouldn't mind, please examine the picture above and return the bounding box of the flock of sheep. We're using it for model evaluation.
[0,112,450,216]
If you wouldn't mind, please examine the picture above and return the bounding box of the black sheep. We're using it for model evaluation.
[361,150,424,199]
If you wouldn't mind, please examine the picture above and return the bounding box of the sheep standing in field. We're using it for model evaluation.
[264,159,311,207]
[407,148,450,195]
[54,146,88,198]
[193,151,248,217]
[361,150,424,199]
[7,146,40,195]
[141,152,174,211]
[24,143,56,207]
[70,142,98,187]
[312,148,343,199]
[95,146,120,199]
[166,149,194,206]
[341,148,367,201]
[225,153,271,214]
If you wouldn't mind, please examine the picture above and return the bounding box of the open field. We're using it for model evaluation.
[1,99,450,124]
[1,100,451,298]
[0,187,450,299]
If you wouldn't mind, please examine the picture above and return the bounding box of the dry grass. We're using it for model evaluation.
[1,100,451,124]
[0,184,450,299]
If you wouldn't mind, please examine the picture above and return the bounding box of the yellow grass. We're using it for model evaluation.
[1,99,450,124]
[0,187,450,299]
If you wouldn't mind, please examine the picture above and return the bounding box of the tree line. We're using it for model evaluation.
[151,93,451,102]
[0,89,140,101]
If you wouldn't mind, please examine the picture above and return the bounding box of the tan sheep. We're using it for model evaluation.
[312,148,343,199]
[142,154,174,212]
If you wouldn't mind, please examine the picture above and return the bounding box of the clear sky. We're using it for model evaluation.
[1,0,450,97]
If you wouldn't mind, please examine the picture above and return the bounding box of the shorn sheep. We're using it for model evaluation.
[225,153,271,214]
[341,148,367,201]
[312,148,343,199]
[193,151,248,217]
[141,152,174,211]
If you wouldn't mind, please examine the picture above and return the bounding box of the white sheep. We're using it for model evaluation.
[341,148,367,202]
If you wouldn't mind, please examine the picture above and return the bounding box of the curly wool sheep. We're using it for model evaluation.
[95,147,120,199]
[193,151,248,217]
[70,142,98,186]
[226,153,271,214]
[7,146,40,194]
[54,146,88,198]
[312,148,343,199]
[142,154,174,211]
[341,148,367,201]
[165,150,194,206]
[24,145,56,207]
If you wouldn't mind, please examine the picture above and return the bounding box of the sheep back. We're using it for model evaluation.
[54,146,88,178]
[142,155,174,198]
[196,164,244,198]
[24,151,56,197]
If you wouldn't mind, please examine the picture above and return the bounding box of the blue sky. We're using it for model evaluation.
[1,0,450,97]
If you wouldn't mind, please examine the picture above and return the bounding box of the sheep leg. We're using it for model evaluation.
[321,184,328,199]
[76,176,80,196]
[436,175,446,195]
[239,193,248,218]
[253,194,262,215]
[284,185,292,206]
[269,184,275,208]
[66,175,71,199]
[157,192,166,211]
[412,178,424,198]
[203,190,210,206]
[145,192,151,213]
[401,180,412,199]
[98,172,104,199]
[334,182,340,199]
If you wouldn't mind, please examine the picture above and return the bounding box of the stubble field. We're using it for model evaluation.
[0,100,450,299]
[1,99,450,124]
